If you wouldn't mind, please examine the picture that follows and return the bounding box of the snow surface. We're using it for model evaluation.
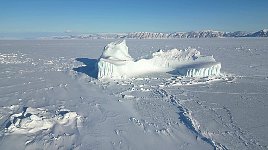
[0,38,268,150]
[98,40,221,79]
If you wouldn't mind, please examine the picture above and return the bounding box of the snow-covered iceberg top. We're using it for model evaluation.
[100,40,133,61]
[97,40,221,79]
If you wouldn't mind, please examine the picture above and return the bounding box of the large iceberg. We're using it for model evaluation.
[97,40,221,79]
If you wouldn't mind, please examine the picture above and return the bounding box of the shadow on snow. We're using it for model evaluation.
[73,58,98,79]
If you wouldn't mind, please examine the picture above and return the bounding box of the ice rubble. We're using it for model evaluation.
[97,40,221,79]
[5,107,82,134]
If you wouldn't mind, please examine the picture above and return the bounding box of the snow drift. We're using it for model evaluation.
[97,40,221,79]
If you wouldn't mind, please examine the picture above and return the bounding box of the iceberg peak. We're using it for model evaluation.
[100,39,133,61]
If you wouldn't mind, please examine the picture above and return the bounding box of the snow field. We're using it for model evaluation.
[0,39,267,149]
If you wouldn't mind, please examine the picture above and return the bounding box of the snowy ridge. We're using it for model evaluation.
[125,29,268,39]
[126,32,169,39]
[2,29,267,40]
[97,40,221,79]
[250,29,268,37]
[126,30,225,39]
[47,29,268,40]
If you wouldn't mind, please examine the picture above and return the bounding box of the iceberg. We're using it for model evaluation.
[97,40,221,79]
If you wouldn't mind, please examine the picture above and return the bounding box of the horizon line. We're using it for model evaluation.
[1,28,268,34]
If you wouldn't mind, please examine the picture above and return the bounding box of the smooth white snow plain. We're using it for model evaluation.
[0,38,268,150]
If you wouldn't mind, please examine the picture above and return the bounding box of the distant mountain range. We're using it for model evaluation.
[49,29,268,39]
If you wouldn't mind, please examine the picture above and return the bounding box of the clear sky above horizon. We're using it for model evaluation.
[0,0,267,33]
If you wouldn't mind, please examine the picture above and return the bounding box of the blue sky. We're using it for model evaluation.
[0,0,267,33]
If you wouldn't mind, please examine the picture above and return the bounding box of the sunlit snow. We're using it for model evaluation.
[0,39,267,150]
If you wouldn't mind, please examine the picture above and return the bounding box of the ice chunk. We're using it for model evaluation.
[97,40,221,79]
[6,107,54,134]
[5,107,82,135]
